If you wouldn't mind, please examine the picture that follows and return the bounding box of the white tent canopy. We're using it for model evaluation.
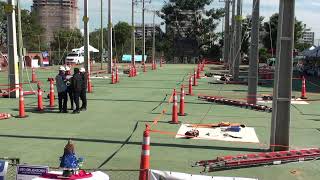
[72,45,99,53]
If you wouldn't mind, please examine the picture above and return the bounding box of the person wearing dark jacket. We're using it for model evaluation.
[79,67,87,111]
[71,68,83,114]
[55,66,68,113]
[65,66,74,110]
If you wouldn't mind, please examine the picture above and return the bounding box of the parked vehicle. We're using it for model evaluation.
[65,51,84,64]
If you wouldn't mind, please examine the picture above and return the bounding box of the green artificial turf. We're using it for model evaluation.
[0,64,319,180]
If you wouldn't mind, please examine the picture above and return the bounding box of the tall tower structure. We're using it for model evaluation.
[32,0,79,43]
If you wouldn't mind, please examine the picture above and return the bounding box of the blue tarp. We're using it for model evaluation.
[302,46,320,58]
[122,55,147,62]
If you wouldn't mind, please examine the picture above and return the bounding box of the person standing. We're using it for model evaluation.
[71,68,83,114]
[79,67,87,111]
[65,66,74,110]
[55,66,68,113]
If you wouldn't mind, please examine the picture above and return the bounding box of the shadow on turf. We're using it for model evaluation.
[0,133,266,153]
[87,98,211,105]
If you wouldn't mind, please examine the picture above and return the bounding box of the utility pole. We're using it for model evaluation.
[100,0,104,70]
[83,0,90,74]
[6,0,19,98]
[233,0,242,81]
[247,0,260,104]
[229,0,236,75]
[108,0,113,74]
[152,11,156,67]
[270,0,295,152]
[17,0,24,84]
[131,0,136,66]
[142,0,146,65]
[223,0,230,67]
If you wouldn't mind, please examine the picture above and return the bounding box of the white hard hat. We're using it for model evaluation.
[59,66,66,71]
[80,67,86,73]
[65,66,71,71]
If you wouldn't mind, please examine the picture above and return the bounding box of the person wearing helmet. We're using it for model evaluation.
[79,67,87,111]
[55,66,68,113]
[71,68,83,113]
[65,66,74,110]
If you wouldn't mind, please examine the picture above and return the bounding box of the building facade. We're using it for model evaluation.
[32,0,79,43]
[299,28,315,45]
[134,23,161,39]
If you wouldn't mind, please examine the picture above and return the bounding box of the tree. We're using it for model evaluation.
[0,2,46,52]
[160,0,224,62]
[0,2,7,49]
[114,21,132,57]
[21,10,46,51]
[241,15,264,55]
[50,29,83,64]
[262,13,305,50]
[89,28,108,61]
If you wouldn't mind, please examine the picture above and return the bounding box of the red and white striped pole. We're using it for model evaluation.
[179,85,186,116]
[193,70,198,86]
[187,75,194,96]
[139,124,151,180]
[19,85,27,118]
[49,79,55,108]
[301,76,307,99]
[170,89,179,124]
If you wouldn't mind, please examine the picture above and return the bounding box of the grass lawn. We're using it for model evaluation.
[0,64,319,180]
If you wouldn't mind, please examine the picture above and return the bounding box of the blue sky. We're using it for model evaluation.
[5,0,320,44]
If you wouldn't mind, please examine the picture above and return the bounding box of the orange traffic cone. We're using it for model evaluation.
[170,89,179,124]
[49,79,55,108]
[187,75,194,96]
[128,66,132,77]
[111,69,116,84]
[31,68,37,83]
[193,70,198,86]
[196,65,201,79]
[116,66,119,83]
[139,124,151,180]
[87,74,93,93]
[37,86,44,111]
[19,85,27,118]
[301,76,307,99]
[143,63,147,72]
[179,85,186,116]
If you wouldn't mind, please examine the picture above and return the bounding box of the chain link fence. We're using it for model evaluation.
[0,158,19,180]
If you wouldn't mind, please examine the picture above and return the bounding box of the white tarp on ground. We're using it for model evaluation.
[149,170,258,180]
[257,98,309,105]
[176,124,260,143]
